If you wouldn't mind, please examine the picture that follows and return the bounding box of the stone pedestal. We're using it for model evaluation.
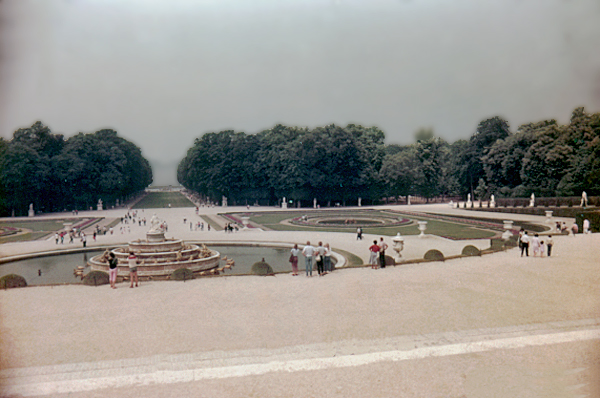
[545,210,553,225]
[97,199,103,211]
[147,231,166,243]
[241,216,250,229]
[28,204,34,217]
[392,232,405,262]
[502,220,514,240]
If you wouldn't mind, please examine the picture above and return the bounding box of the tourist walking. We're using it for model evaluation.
[546,235,554,256]
[302,241,315,277]
[315,242,325,276]
[81,232,87,248]
[369,240,380,269]
[108,252,118,289]
[356,227,363,240]
[324,243,332,272]
[378,237,388,268]
[520,231,529,257]
[289,244,300,276]
[55,233,59,244]
[128,251,139,288]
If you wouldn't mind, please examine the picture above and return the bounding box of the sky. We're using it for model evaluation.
[1,0,600,185]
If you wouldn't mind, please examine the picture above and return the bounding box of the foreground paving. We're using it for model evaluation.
[1,228,598,397]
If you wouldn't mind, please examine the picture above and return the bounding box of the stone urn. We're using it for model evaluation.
[241,216,250,229]
[392,233,405,262]
[417,221,427,238]
[502,220,514,240]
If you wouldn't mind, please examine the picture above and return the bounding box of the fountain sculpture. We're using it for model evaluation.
[88,214,220,279]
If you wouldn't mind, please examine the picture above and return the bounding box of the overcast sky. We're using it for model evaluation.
[1,0,600,185]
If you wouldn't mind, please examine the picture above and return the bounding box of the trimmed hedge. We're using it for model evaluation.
[82,271,109,286]
[251,259,274,276]
[171,268,195,281]
[0,274,27,289]
[424,249,445,262]
[462,245,481,256]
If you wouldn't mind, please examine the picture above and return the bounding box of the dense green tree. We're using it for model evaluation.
[0,123,152,215]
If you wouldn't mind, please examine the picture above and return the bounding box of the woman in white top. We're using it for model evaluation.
[289,244,301,276]
[324,243,332,273]
[128,252,139,288]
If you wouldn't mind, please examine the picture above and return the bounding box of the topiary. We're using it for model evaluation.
[251,258,274,276]
[461,245,481,256]
[82,271,109,286]
[424,249,445,262]
[171,267,194,281]
[384,255,395,266]
[0,274,27,289]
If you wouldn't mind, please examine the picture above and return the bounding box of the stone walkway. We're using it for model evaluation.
[2,203,598,397]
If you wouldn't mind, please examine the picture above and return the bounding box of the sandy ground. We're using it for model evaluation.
[0,204,598,397]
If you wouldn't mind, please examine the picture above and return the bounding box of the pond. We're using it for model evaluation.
[0,245,313,286]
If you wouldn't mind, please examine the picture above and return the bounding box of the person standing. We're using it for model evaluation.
[289,244,301,276]
[128,251,139,288]
[356,227,362,240]
[55,233,59,244]
[546,235,554,256]
[378,237,388,268]
[302,241,315,277]
[520,231,529,257]
[81,232,87,248]
[324,243,332,273]
[108,252,118,289]
[369,240,380,269]
[583,219,590,234]
[315,242,325,276]
[531,234,541,257]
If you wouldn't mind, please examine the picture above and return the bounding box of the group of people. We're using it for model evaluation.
[104,251,139,289]
[518,229,554,257]
[289,241,333,277]
[368,237,388,269]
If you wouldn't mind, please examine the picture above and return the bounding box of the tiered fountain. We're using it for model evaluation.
[88,214,220,279]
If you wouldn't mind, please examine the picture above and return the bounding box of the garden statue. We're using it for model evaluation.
[149,213,161,232]
[97,198,103,211]
[581,191,588,207]
[358,197,362,207]
[222,196,227,207]
[490,194,496,208]
[28,203,34,217]
[282,197,287,209]
[466,193,472,208]
[313,198,317,209]
[529,193,535,207]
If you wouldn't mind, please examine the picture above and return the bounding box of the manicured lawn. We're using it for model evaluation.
[226,210,498,239]
[132,192,195,209]
[0,218,101,243]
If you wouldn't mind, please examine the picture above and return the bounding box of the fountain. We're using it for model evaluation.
[88,214,220,279]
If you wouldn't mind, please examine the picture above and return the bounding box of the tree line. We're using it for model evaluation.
[0,122,152,216]
[178,107,600,206]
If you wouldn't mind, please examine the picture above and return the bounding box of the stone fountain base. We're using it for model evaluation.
[88,230,220,279]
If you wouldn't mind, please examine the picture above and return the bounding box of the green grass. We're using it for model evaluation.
[232,210,498,239]
[200,215,223,231]
[333,248,364,267]
[0,231,51,243]
[132,192,195,209]
[0,219,77,232]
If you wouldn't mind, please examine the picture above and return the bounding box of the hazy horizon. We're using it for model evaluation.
[2,0,600,185]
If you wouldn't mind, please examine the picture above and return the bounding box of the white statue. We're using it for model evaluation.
[313,198,317,209]
[28,203,34,217]
[222,196,228,207]
[282,197,287,209]
[529,193,535,207]
[358,197,362,207]
[149,213,161,232]
[490,194,496,208]
[466,193,472,208]
[581,191,588,207]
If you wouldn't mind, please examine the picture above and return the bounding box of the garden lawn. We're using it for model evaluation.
[132,192,195,209]
[235,211,498,239]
